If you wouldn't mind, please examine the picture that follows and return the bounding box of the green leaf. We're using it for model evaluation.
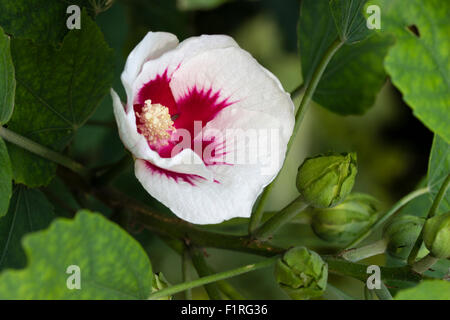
[315,35,393,115]
[0,0,92,44]
[395,280,450,300]
[369,0,450,143]
[0,210,153,299]
[0,26,15,125]
[177,0,230,11]
[299,0,339,87]
[0,187,54,271]
[0,138,12,218]
[424,258,450,280]
[399,190,432,219]
[7,11,114,187]
[330,0,370,43]
[400,136,449,219]
[427,135,450,215]
[299,0,393,115]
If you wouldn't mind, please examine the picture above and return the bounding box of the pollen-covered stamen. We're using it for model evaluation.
[136,100,175,145]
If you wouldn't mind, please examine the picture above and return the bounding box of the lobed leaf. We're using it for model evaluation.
[330,0,370,43]
[298,0,393,115]
[369,0,450,143]
[0,210,153,299]
[0,0,93,44]
[6,11,114,187]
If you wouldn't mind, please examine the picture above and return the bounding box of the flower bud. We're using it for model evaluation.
[383,215,425,259]
[423,212,450,259]
[296,152,357,208]
[275,247,327,300]
[151,272,172,300]
[310,193,379,243]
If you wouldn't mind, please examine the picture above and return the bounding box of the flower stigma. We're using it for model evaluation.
[136,99,175,146]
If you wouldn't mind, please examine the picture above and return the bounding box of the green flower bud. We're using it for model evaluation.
[275,247,327,300]
[151,272,172,300]
[296,152,357,208]
[383,215,425,259]
[423,212,450,259]
[310,193,379,243]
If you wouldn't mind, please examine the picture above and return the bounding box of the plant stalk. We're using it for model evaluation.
[411,253,439,274]
[341,239,389,262]
[323,283,355,300]
[252,197,308,240]
[147,256,279,300]
[189,247,245,300]
[0,126,91,180]
[189,247,223,300]
[182,247,193,300]
[345,187,429,249]
[364,285,375,300]
[428,173,450,218]
[374,282,393,300]
[290,83,306,101]
[408,174,450,265]
[248,38,344,234]
[215,278,245,300]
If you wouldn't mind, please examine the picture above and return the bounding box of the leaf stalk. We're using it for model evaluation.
[248,38,344,234]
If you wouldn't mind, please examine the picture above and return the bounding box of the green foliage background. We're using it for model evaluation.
[0,0,448,300]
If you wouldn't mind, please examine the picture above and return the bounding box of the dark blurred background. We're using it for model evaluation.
[66,0,434,299]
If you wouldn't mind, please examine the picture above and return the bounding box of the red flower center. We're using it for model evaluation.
[134,69,234,164]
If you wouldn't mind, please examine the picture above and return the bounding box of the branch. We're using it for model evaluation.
[0,126,91,179]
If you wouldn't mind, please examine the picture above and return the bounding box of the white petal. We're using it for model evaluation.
[132,34,239,104]
[135,159,256,224]
[121,32,179,109]
[169,46,295,142]
[111,89,213,180]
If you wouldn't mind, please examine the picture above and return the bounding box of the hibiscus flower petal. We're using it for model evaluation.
[169,46,295,141]
[132,35,240,103]
[121,32,179,109]
[135,159,252,224]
